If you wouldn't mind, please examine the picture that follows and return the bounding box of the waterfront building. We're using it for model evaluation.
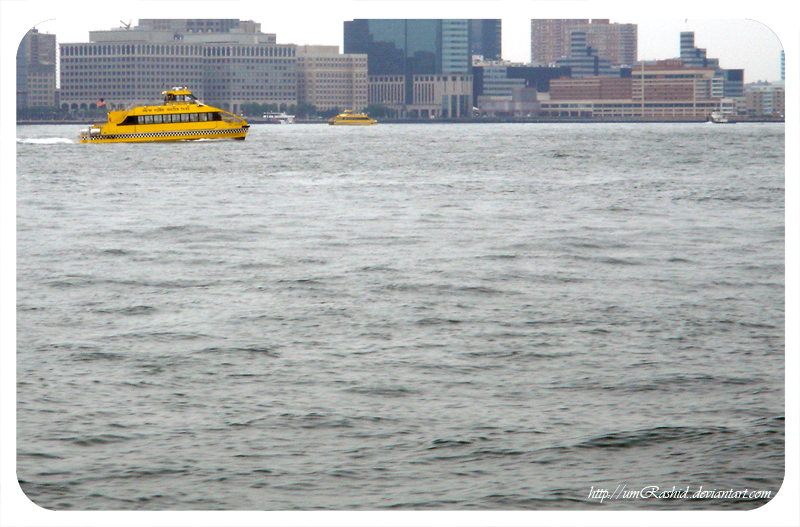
[343,19,477,117]
[368,75,406,108]
[59,19,296,114]
[531,19,636,67]
[296,45,368,111]
[541,60,726,119]
[409,74,473,118]
[476,87,541,117]
[17,28,57,109]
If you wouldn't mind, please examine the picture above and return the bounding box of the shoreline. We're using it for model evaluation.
[17,117,785,126]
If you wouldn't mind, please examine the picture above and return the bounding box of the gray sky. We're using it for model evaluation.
[13,4,786,83]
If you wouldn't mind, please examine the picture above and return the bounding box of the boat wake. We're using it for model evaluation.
[17,137,75,144]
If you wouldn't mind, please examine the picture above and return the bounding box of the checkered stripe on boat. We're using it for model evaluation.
[87,128,247,141]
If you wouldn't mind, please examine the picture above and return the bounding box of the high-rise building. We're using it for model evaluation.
[680,31,719,69]
[17,28,57,109]
[578,20,637,66]
[343,19,477,117]
[679,31,744,99]
[530,19,636,67]
[530,19,588,65]
[344,19,476,76]
[59,19,296,114]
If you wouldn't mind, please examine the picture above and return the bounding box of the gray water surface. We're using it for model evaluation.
[16,122,784,510]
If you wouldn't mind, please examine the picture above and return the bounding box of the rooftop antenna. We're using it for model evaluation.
[120,20,132,29]
[31,18,55,32]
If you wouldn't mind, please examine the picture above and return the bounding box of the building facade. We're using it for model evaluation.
[17,29,57,109]
[409,74,473,118]
[59,19,296,114]
[296,45,368,111]
[745,82,785,117]
[472,58,571,109]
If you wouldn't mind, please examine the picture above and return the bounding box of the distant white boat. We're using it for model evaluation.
[709,111,734,124]
[262,112,295,124]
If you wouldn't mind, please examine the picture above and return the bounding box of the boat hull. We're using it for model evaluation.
[79,126,249,144]
[327,121,375,126]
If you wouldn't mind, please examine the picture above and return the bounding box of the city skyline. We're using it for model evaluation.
[14,14,786,84]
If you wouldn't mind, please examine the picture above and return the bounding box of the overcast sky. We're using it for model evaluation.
[8,2,787,83]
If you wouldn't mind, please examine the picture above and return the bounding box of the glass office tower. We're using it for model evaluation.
[344,19,483,108]
[469,19,502,61]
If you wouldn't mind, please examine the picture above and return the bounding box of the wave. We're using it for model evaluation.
[17,137,74,144]
[575,425,733,450]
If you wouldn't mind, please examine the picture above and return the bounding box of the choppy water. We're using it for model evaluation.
[16,122,784,511]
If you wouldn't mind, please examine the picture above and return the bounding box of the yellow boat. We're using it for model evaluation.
[327,110,376,126]
[79,87,249,143]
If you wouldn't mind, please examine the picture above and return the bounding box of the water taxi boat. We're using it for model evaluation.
[327,110,376,126]
[79,87,249,143]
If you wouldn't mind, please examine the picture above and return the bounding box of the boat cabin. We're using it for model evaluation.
[162,87,199,105]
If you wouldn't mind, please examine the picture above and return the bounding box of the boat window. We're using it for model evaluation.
[181,113,190,123]
[199,112,208,122]
[153,115,163,124]
[189,113,198,122]
[144,115,154,125]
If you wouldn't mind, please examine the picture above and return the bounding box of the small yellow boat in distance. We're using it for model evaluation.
[327,110,377,126]
[79,87,249,143]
